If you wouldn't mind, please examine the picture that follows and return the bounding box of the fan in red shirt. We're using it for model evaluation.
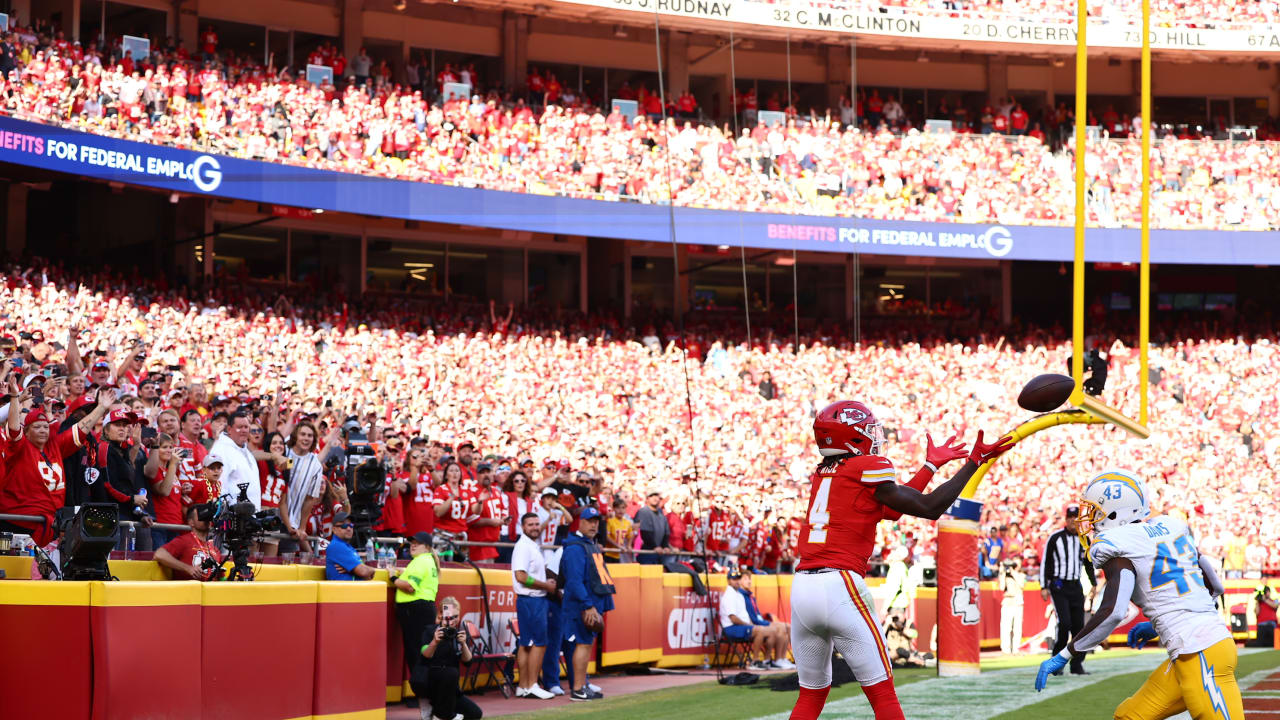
[400,447,434,537]
[666,496,692,552]
[378,466,409,538]
[146,433,184,546]
[788,400,1012,720]
[467,468,507,562]
[154,502,223,581]
[432,461,475,540]
[0,382,114,546]
[707,504,730,554]
[784,516,804,568]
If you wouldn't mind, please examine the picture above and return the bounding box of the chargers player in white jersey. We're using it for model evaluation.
[1035,469,1242,720]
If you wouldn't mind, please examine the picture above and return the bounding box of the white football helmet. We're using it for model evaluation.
[1078,469,1150,549]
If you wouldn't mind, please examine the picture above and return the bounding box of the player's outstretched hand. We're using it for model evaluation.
[1127,621,1158,649]
[968,431,1016,465]
[925,433,968,469]
[1034,653,1068,692]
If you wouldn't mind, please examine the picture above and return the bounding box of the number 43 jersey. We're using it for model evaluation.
[796,455,897,575]
[1090,514,1230,658]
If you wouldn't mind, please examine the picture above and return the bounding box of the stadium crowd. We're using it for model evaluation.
[3,20,1280,231]
[750,0,1280,29]
[1,258,1276,583]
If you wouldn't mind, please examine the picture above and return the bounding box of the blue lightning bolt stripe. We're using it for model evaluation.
[1198,651,1228,720]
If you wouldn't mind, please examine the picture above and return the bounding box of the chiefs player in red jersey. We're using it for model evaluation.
[789,400,1012,720]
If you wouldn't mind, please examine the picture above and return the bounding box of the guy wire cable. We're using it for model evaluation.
[652,12,716,633]
[650,10,701,493]
[786,33,800,353]
[850,36,861,345]
[729,28,753,350]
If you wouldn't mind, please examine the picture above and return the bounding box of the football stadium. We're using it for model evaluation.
[0,0,1278,717]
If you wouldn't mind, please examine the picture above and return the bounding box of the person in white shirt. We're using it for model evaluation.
[719,567,779,669]
[208,411,285,510]
[535,488,564,564]
[512,513,557,700]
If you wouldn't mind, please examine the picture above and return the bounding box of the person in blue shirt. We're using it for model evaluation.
[325,511,376,581]
[558,506,615,702]
[980,525,1004,579]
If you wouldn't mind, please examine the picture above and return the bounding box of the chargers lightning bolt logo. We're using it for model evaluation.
[1198,652,1228,719]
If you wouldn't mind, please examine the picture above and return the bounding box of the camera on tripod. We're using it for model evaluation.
[339,419,385,547]
[212,483,286,581]
[1066,349,1109,396]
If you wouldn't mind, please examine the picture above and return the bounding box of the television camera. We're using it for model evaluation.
[211,483,285,581]
[334,419,385,548]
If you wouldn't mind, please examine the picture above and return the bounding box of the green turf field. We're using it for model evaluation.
[497,649,1280,720]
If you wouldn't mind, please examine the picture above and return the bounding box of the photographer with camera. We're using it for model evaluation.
[325,511,377,581]
[411,596,482,720]
[1256,586,1278,647]
[1000,557,1027,654]
[154,500,223,581]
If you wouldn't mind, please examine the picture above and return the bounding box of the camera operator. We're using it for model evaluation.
[324,511,376,581]
[153,502,223,581]
[411,596,482,720]
[1256,586,1278,647]
[1000,558,1027,654]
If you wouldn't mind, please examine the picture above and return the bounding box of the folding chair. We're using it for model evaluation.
[462,620,515,698]
[711,631,755,681]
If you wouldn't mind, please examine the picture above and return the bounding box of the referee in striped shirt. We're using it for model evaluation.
[1039,505,1097,674]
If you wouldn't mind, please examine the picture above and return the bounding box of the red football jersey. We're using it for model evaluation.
[795,455,897,574]
[0,426,84,544]
[707,507,730,553]
[401,473,435,535]
[377,473,407,535]
[467,492,506,561]
[432,484,473,534]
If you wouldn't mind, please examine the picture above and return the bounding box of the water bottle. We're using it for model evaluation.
[365,538,376,564]
[126,525,136,554]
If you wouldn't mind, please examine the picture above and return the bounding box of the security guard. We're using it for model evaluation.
[392,530,440,698]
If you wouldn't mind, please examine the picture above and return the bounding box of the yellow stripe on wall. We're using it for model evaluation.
[315,582,385,604]
[0,579,92,605]
[202,581,318,606]
[91,581,202,607]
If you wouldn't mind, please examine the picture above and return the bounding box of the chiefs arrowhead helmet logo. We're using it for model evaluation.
[949,576,981,625]
[837,407,867,425]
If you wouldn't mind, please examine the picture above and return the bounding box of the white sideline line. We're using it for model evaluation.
[750,649,1272,720]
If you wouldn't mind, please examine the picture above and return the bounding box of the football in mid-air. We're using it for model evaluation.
[1017,373,1076,413]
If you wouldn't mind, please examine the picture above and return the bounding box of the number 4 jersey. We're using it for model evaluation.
[1089,514,1230,658]
[796,455,897,575]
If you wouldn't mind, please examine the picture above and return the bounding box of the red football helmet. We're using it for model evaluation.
[813,400,884,457]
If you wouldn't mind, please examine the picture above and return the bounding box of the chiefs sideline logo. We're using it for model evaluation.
[949,576,981,625]
[837,407,867,425]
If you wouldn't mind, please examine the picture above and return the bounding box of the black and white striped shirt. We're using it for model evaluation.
[1040,528,1097,588]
